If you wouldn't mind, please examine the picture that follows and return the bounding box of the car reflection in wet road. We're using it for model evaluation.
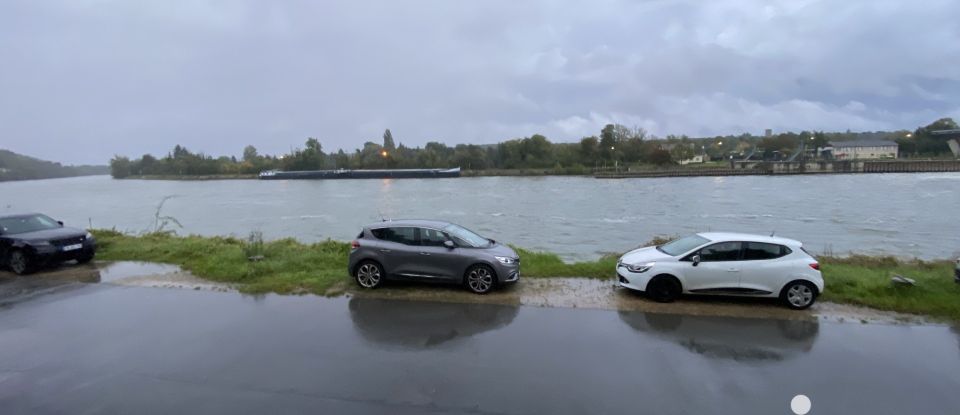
[1,283,959,414]
[617,311,818,362]
[349,297,518,349]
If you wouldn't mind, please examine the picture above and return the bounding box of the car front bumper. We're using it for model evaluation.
[32,240,96,264]
[616,266,652,292]
[493,262,520,285]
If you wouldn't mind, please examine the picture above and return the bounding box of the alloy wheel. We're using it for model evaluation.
[10,251,27,275]
[467,266,494,293]
[356,263,381,288]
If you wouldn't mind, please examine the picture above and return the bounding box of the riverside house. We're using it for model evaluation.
[828,140,899,160]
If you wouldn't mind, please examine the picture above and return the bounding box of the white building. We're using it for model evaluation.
[829,140,898,160]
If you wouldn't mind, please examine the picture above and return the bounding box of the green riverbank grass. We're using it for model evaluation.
[92,230,960,322]
[818,256,959,321]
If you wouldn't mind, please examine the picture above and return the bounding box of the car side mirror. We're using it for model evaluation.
[57,221,64,226]
[443,240,456,249]
[691,254,701,266]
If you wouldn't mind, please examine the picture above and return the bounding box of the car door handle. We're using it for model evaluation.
[726,268,740,272]
[379,249,392,253]
[419,252,431,256]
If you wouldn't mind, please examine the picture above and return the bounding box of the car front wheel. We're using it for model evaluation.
[8,250,32,275]
[647,276,681,303]
[465,264,496,294]
[781,281,817,310]
[77,250,95,264]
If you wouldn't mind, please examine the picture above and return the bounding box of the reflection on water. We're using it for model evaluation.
[348,297,518,349]
[618,311,819,361]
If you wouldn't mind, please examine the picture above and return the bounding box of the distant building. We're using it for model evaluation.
[828,140,898,160]
[679,154,707,165]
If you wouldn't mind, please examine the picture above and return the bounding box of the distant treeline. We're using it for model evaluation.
[109,118,958,178]
[0,149,109,182]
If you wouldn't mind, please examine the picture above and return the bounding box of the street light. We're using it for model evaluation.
[906,133,913,138]
[381,150,388,157]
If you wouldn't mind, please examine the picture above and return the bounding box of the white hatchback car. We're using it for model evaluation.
[616,232,824,309]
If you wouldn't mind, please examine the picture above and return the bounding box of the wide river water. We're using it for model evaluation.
[2,174,958,260]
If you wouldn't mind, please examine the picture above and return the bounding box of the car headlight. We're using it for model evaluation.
[85,231,94,240]
[495,256,517,265]
[625,262,655,273]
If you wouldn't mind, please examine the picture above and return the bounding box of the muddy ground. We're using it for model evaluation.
[0,260,936,325]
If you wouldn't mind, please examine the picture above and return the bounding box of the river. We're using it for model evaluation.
[1,174,958,260]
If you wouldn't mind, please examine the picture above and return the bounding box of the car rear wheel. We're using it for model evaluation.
[465,264,496,294]
[355,261,383,289]
[647,276,681,303]
[8,250,32,275]
[781,281,817,310]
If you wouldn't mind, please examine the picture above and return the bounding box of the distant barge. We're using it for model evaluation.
[259,167,461,180]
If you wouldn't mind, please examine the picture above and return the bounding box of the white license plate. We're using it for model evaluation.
[62,243,82,251]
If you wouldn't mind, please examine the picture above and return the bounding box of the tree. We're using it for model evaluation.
[243,145,259,162]
[579,136,599,165]
[383,129,396,151]
[110,156,131,178]
[670,144,695,162]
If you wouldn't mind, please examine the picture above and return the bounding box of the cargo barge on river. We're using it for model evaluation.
[259,167,460,180]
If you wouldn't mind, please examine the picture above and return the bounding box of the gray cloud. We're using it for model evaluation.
[1,0,958,164]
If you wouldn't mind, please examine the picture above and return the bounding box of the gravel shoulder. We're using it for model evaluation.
[0,261,938,325]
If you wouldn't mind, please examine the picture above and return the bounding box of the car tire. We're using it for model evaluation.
[354,260,384,289]
[647,276,681,303]
[465,264,496,294]
[781,280,818,310]
[8,249,33,275]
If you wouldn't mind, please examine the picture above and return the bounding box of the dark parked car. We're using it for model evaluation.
[348,219,520,294]
[0,213,96,275]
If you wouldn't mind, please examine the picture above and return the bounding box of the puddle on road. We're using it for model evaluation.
[0,261,235,302]
[98,261,183,282]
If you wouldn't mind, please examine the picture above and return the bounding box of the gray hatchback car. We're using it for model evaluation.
[348,220,520,294]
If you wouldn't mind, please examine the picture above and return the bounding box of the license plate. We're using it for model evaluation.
[62,244,82,251]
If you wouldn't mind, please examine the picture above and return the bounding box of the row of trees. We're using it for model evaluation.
[110,119,959,178]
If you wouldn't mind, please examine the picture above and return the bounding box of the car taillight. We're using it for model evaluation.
[809,263,820,271]
[351,240,360,249]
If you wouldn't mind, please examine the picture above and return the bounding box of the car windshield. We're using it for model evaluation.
[657,234,710,256]
[443,224,492,248]
[0,214,61,235]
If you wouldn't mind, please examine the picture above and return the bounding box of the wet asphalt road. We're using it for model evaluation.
[1,282,959,414]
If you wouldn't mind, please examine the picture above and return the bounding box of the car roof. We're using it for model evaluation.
[697,232,802,247]
[365,219,453,229]
[0,212,44,220]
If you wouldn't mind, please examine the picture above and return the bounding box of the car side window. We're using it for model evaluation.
[383,227,418,245]
[698,241,742,262]
[743,242,788,260]
[419,228,448,247]
[370,228,386,239]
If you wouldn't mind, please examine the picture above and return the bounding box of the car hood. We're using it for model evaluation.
[484,243,518,259]
[619,246,674,265]
[7,227,87,242]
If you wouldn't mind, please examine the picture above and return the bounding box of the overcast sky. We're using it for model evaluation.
[1,0,959,165]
